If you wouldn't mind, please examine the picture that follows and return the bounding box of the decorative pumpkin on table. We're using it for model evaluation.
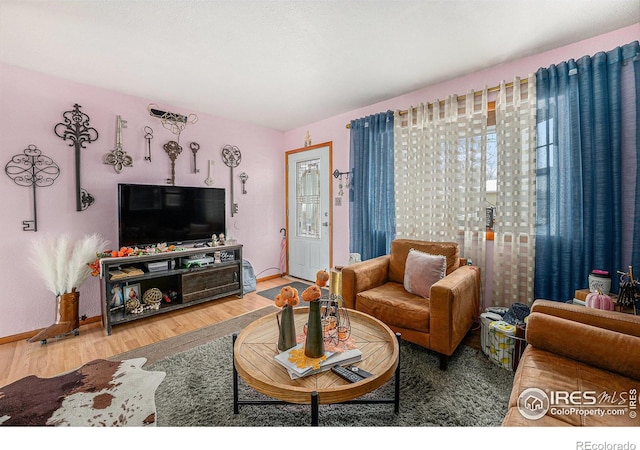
[585,289,615,311]
[315,269,330,288]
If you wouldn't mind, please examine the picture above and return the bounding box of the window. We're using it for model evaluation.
[485,102,497,239]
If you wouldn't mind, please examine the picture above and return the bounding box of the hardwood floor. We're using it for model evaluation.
[0,275,482,387]
[0,276,290,387]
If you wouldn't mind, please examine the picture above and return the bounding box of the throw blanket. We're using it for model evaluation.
[0,358,165,426]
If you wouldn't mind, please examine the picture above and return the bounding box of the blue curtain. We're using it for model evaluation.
[535,41,640,302]
[349,111,395,260]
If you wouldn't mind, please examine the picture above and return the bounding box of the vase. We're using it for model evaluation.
[276,304,297,352]
[304,300,325,358]
[27,288,80,343]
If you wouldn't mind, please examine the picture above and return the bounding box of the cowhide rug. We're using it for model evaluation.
[0,358,165,426]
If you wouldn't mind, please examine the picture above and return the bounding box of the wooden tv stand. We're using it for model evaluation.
[99,244,243,335]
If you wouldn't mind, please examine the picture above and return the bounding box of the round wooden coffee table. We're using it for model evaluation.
[233,306,400,425]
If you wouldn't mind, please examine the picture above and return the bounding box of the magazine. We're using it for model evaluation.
[274,343,362,379]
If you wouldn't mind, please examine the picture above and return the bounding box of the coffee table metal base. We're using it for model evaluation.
[232,333,401,426]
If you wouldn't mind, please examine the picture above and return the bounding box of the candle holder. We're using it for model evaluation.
[320,295,351,345]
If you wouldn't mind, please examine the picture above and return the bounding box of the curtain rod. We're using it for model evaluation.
[345,78,529,129]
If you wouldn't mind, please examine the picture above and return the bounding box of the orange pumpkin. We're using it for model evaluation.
[302,285,322,302]
[274,294,286,308]
[280,285,295,300]
[315,270,330,287]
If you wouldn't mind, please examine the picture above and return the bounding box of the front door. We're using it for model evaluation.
[286,142,332,281]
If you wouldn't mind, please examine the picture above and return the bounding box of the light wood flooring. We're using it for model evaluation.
[0,276,291,387]
[0,275,481,387]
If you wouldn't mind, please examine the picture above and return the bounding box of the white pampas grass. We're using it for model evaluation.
[65,233,109,293]
[30,233,109,296]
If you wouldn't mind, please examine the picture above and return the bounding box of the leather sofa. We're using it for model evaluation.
[503,299,640,426]
[341,239,481,370]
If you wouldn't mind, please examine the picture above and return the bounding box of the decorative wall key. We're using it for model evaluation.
[5,145,60,231]
[103,115,132,173]
[205,160,214,186]
[144,126,153,161]
[54,103,98,211]
[221,144,242,216]
[164,140,182,185]
[190,142,200,173]
[239,172,248,194]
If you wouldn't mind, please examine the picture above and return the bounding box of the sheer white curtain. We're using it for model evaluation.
[394,89,488,294]
[492,75,537,306]
[394,76,537,309]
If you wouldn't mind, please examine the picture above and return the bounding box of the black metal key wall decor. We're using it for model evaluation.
[104,115,132,173]
[5,145,60,231]
[144,126,153,161]
[164,140,182,185]
[54,103,98,211]
[239,172,248,194]
[190,142,200,173]
[222,144,242,216]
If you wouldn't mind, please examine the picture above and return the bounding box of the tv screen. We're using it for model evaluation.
[118,184,226,248]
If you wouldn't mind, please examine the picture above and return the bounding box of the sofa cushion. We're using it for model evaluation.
[403,248,446,298]
[389,240,460,284]
[526,311,640,380]
[356,282,430,332]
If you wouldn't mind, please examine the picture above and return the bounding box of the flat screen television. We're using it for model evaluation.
[118,183,226,248]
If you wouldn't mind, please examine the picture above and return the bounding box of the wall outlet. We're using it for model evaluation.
[335,197,342,206]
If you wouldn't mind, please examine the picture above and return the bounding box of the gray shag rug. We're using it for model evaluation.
[147,334,514,427]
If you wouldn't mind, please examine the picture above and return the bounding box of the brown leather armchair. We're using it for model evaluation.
[341,239,481,370]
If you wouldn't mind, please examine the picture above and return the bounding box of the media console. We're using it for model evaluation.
[99,244,243,335]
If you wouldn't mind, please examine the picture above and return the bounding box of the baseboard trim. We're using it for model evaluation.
[1,275,288,344]
[0,315,101,345]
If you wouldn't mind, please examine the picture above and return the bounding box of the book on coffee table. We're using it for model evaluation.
[274,344,362,379]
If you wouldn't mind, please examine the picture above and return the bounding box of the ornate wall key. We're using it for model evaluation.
[104,115,132,173]
[54,103,98,211]
[239,172,248,194]
[190,142,200,173]
[144,126,153,161]
[5,144,60,231]
[164,141,182,185]
[205,160,214,186]
[222,145,242,216]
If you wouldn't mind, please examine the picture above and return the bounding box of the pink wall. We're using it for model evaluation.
[283,24,640,302]
[0,64,286,338]
[1,24,637,338]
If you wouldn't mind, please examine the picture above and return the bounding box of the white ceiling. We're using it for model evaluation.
[1,1,638,131]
